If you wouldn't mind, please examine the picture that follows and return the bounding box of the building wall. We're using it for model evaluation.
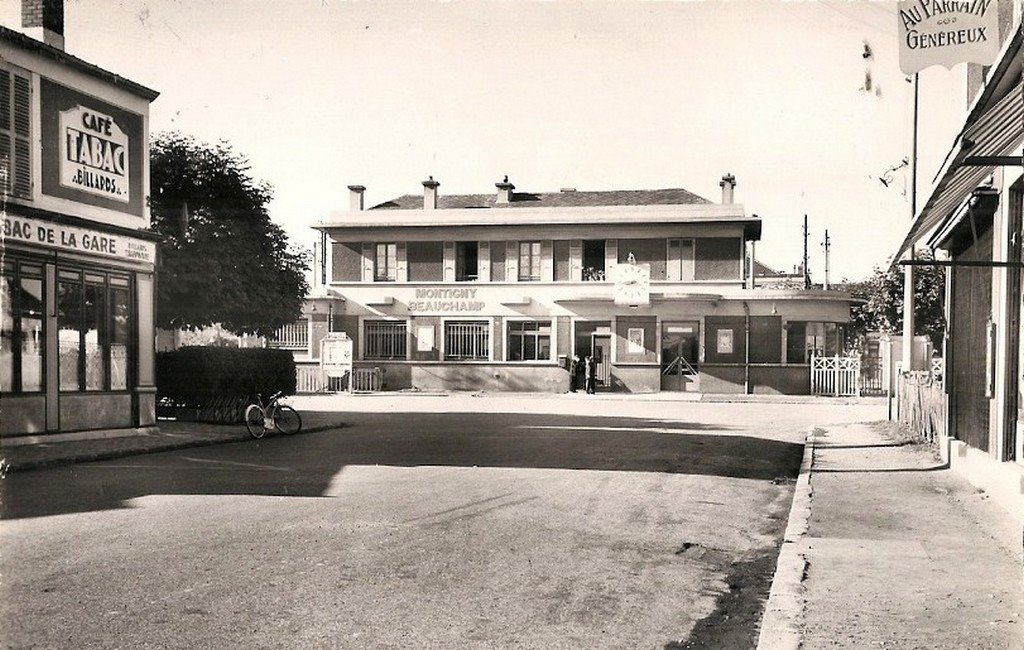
[695,237,742,280]
[332,242,361,282]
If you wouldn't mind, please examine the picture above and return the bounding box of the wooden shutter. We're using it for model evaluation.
[667,239,681,281]
[443,241,456,282]
[477,241,490,282]
[605,240,618,277]
[0,67,31,199]
[506,241,519,282]
[361,243,374,281]
[569,240,583,281]
[396,242,408,282]
[541,240,554,282]
[681,239,695,281]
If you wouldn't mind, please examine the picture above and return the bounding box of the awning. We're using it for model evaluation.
[894,25,1023,259]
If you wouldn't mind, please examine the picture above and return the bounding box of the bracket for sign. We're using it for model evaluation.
[959,156,1024,167]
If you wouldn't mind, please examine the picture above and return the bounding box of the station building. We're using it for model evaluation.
[1,3,160,436]
[305,174,856,394]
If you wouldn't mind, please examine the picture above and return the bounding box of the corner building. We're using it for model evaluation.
[1,11,160,436]
[312,175,855,394]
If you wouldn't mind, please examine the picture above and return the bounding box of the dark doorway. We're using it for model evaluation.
[662,321,700,391]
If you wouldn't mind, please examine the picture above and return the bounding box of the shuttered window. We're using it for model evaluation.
[0,66,32,199]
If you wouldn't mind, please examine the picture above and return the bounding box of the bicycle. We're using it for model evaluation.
[245,391,302,438]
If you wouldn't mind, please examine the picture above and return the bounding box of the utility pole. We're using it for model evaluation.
[902,73,919,372]
[802,214,810,289]
[822,229,831,290]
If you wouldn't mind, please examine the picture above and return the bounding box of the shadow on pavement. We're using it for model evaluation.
[1,411,803,520]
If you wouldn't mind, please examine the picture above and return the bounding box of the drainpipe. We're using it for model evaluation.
[742,301,751,394]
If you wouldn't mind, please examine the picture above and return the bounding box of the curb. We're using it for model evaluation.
[756,427,817,650]
[3,422,347,473]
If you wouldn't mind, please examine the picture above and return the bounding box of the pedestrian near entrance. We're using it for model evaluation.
[568,354,581,392]
[585,355,596,394]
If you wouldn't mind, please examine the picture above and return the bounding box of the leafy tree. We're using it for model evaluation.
[150,132,309,337]
[840,250,946,351]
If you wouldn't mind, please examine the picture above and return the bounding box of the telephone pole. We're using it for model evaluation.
[802,214,810,289]
[822,229,831,290]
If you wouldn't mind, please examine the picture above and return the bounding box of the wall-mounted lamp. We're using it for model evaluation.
[771,303,778,315]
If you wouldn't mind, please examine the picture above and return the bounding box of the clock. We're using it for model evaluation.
[613,262,650,306]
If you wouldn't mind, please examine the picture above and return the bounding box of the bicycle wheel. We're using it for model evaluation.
[275,405,302,434]
[245,404,268,438]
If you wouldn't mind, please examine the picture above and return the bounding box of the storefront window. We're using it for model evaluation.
[786,321,842,363]
[507,321,551,361]
[1,261,44,393]
[58,268,132,391]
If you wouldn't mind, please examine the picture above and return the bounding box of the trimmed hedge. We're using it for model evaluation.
[157,347,297,403]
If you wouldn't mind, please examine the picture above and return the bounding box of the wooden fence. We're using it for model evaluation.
[811,355,861,396]
[897,371,945,442]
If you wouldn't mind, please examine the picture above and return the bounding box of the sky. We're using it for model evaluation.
[1,0,973,281]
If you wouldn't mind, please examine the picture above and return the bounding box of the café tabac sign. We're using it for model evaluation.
[59,105,131,203]
[899,0,1001,73]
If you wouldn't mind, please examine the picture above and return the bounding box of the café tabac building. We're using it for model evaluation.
[0,7,160,437]
[307,175,856,394]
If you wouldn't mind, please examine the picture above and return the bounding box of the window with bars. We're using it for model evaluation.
[444,320,489,360]
[518,241,541,281]
[268,319,309,350]
[506,320,552,361]
[0,65,32,199]
[56,267,132,392]
[375,243,397,282]
[364,320,408,360]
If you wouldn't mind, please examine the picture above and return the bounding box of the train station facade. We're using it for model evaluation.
[306,174,856,394]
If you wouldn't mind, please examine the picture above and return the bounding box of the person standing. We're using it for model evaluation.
[585,355,596,394]
[568,354,580,392]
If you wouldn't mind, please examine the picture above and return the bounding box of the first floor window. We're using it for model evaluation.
[456,242,479,281]
[57,268,132,392]
[1,259,44,393]
[444,320,489,360]
[364,320,408,359]
[375,243,397,281]
[506,321,552,361]
[518,241,541,281]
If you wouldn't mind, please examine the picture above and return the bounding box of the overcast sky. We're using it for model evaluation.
[2,0,971,281]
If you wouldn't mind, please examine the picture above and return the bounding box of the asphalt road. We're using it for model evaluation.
[0,396,883,649]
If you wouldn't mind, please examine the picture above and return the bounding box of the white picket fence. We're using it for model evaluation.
[811,355,861,397]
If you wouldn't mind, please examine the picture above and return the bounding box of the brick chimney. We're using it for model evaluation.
[495,175,515,204]
[347,185,365,212]
[720,173,736,204]
[22,0,64,51]
[422,176,439,210]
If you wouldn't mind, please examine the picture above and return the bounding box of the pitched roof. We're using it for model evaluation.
[371,187,713,210]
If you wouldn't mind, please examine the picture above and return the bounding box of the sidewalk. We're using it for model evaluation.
[759,422,1024,649]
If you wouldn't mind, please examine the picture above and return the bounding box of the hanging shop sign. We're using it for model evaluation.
[59,105,131,203]
[898,0,1001,74]
[0,213,155,263]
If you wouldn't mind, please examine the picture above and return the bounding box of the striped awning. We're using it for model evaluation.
[895,25,1023,258]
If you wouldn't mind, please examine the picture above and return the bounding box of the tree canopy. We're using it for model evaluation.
[841,251,946,350]
[150,132,309,337]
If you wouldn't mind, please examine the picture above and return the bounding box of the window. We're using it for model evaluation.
[582,240,606,281]
[0,65,31,199]
[375,243,397,282]
[506,321,552,361]
[444,320,489,360]
[269,319,309,351]
[1,260,44,393]
[786,321,842,363]
[456,242,478,281]
[518,241,541,281]
[57,268,132,392]
[364,320,407,360]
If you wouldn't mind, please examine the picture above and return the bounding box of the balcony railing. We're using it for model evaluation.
[268,320,309,351]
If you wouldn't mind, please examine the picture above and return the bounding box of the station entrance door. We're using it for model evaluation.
[661,321,700,391]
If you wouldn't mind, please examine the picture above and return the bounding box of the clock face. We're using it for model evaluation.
[614,263,650,306]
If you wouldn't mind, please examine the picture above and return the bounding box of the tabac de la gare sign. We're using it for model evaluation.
[59,105,131,203]
[898,0,1000,73]
[1,213,155,264]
